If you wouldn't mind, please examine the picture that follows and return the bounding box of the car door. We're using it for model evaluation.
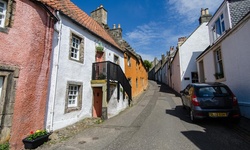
[181,84,191,107]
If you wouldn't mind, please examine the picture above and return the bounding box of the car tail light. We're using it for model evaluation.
[191,94,200,106]
[232,93,238,106]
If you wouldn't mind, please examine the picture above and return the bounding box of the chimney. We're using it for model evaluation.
[177,37,186,48]
[161,54,165,61]
[199,8,212,25]
[91,5,107,27]
[109,23,122,42]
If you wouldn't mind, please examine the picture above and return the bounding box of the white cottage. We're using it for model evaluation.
[170,8,212,93]
[196,0,250,118]
[43,1,130,131]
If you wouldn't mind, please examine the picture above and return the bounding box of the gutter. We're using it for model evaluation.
[48,11,62,131]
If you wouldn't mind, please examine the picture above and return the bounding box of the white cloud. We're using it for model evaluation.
[167,0,223,23]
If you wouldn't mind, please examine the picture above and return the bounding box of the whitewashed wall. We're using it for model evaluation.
[161,63,168,85]
[170,51,181,92]
[47,14,125,131]
[198,16,250,118]
[179,23,210,91]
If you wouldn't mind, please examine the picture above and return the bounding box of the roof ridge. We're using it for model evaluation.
[39,0,123,52]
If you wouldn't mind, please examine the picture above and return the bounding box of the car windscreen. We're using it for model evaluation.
[196,86,231,97]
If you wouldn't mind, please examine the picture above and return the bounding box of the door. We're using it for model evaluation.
[93,87,103,117]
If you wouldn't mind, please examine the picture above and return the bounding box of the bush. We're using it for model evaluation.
[0,142,9,150]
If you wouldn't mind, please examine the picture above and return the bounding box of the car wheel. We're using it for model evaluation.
[190,109,196,123]
[181,99,185,109]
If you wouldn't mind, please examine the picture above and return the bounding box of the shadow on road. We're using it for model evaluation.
[165,105,249,150]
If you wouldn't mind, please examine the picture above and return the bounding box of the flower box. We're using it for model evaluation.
[22,130,51,149]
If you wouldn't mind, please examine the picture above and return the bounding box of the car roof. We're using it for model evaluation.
[191,82,226,87]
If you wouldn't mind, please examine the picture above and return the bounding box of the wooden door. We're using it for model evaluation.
[93,88,103,117]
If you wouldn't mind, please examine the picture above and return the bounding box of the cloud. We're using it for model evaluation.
[124,21,175,61]
[167,0,223,23]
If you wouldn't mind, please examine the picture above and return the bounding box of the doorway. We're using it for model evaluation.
[93,87,103,117]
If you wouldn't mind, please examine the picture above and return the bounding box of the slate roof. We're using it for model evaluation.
[229,0,250,27]
[38,0,122,51]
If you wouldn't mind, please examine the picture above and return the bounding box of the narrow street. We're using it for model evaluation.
[41,81,250,150]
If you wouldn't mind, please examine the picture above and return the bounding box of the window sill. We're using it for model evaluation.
[0,27,9,34]
[215,77,226,82]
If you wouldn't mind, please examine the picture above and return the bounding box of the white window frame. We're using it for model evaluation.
[127,56,131,67]
[212,13,225,41]
[70,35,80,60]
[67,84,79,107]
[0,0,7,28]
[0,76,3,99]
[114,55,119,65]
[214,49,224,78]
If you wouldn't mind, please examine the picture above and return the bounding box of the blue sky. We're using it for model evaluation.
[71,0,223,61]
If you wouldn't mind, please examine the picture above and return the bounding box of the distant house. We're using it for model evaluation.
[196,0,250,118]
[170,8,212,92]
[0,0,57,149]
[39,1,130,131]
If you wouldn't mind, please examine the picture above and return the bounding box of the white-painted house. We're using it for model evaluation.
[196,0,250,118]
[44,1,129,131]
[170,8,212,93]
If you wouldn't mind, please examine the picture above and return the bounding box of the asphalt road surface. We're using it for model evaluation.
[42,81,250,150]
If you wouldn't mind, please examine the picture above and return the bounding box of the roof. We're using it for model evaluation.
[38,0,122,51]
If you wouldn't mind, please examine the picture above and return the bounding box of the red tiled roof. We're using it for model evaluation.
[38,0,122,51]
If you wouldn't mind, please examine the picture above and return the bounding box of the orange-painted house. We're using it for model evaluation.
[123,42,148,99]
[108,25,148,100]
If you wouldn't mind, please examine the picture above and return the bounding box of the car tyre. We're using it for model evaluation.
[190,109,196,123]
[181,99,185,109]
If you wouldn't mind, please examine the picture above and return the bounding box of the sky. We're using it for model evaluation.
[71,0,223,61]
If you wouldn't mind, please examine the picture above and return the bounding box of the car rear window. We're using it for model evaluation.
[196,86,231,97]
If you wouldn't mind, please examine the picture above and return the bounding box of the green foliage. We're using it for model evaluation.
[26,130,48,141]
[0,142,9,150]
[143,60,152,71]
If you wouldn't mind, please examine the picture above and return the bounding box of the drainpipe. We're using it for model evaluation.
[48,11,62,131]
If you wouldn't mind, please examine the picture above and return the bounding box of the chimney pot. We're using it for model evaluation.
[113,24,116,29]
[201,8,205,16]
[205,8,209,15]
[118,24,121,28]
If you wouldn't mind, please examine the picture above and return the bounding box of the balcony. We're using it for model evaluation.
[92,61,132,101]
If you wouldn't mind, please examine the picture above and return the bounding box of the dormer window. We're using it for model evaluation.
[212,14,225,41]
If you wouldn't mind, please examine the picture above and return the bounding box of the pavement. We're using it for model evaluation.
[37,80,250,149]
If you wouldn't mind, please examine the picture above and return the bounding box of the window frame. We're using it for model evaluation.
[212,13,225,41]
[214,48,224,79]
[69,32,84,63]
[114,54,119,65]
[0,0,7,28]
[127,55,131,67]
[65,81,83,113]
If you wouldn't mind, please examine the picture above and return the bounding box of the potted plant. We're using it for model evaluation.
[214,72,224,79]
[22,130,51,149]
[96,45,104,52]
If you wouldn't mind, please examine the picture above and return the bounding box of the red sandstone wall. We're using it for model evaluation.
[0,0,54,149]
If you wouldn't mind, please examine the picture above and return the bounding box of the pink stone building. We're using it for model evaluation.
[0,0,56,149]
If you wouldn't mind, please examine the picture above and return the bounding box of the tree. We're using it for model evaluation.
[143,60,152,72]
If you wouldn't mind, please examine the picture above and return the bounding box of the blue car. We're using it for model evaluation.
[180,82,241,123]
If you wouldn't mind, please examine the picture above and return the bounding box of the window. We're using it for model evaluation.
[212,14,225,41]
[0,0,15,32]
[136,78,138,88]
[214,49,224,79]
[0,76,3,99]
[65,81,82,113]
[114,55,119,65]
[69,32,84,63]
[0,0,6,28]
[127,56,131,67]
